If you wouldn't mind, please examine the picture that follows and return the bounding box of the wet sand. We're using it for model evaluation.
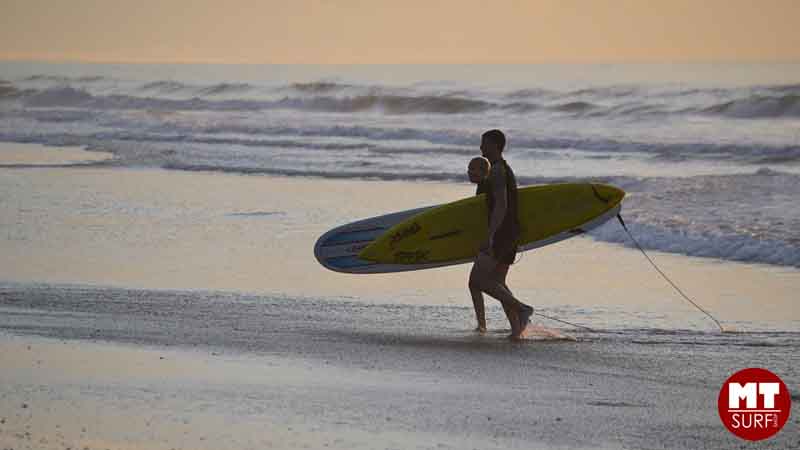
[1,283,798,450]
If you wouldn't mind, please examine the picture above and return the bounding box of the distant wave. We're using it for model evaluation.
[289,81,353,93]
[504,88,556,99]
[502,102,541,113]
[23,87,93,107]
[197,82,255,95]
[503,101,600,114]
[7,80,800,118]
[139,80,188,93]
[701,94,800,118]
[507,84,800,118]
[566,86,642,98]
[139,80,256,96]
[0,83,19,98]
[551,101,598,113]
[564,83,800,99]
[22,74,107,83]
[274,94,494,114]
[600,103,664,117]
[16,86,493,114]
[138,80,354,96]
[765,83,800,95]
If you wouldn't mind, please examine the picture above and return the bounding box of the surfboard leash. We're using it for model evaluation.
[534,312,595,332]
[616,214,725,333]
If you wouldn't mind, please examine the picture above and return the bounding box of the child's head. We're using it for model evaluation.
[467,156,490,184]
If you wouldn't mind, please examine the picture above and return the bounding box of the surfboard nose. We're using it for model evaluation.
[590,184,625,207]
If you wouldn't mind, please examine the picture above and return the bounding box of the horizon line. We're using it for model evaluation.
[2,57,799,66]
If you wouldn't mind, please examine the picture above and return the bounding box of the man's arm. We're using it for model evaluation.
[488,164,507,252]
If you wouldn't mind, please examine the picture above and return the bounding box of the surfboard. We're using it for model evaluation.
[315,183,624,273]
[314,205,446,274]
[358,183,624,266]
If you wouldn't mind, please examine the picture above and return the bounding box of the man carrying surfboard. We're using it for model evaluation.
[468,130,534,339]
[467,155,514,332]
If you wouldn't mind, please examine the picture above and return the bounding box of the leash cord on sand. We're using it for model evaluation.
[534,312,595,332]
[617,214,725,333]
[511,237,591,331]
[513,234,595,331]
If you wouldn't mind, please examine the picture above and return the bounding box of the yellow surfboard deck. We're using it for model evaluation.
[358,183,625,265]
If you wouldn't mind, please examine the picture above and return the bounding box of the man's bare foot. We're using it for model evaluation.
[519,305,534,328]
[507,330,526,341]
[506,309,519,335]
[475,325,487,333]
[508,311,531,340]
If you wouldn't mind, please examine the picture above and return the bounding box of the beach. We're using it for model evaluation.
[1,143,799,449]
[2,290,797,450]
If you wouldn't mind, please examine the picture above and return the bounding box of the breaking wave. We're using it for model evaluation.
[4,76,800,118]
[139,80,190,93]
[701,94,800,118]
[13,86,494,114]
[0,82,19,98]
[196,82,255,96]
[289,81,354,93]
[22,74,107,83]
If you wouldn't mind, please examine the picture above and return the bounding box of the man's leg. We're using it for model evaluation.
[469,279,487,332]
[496,263,510,292]
[493,263,516,331]
[470,252,529,338]
[496,263,533,330]
[471,263,519,333]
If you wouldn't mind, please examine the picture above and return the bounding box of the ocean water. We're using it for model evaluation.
[1,62,799,267]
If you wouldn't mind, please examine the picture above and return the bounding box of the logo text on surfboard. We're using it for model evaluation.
[389,222,421,249]
[393,250,429,264]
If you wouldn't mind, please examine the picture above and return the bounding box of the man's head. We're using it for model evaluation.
[467,156,491,184]
[480,129,506,162]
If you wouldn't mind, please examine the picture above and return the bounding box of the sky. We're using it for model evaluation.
[1,0,798,64]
